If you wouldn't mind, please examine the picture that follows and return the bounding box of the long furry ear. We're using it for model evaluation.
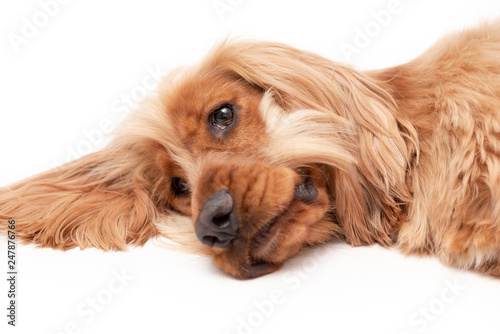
[0,70,191,252]
[0,143,160,250]
[0,85,181,251]
[209,40,418,246]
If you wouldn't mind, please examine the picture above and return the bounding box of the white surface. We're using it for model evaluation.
[1,1,500,333]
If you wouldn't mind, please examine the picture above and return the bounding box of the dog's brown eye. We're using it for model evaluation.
[210,105,234,129]
[172,177,190,196]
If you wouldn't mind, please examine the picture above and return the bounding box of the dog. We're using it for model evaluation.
[1,21,500,279]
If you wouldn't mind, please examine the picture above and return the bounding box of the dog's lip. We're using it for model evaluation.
[247,210,288,265]
[241,260,282,279]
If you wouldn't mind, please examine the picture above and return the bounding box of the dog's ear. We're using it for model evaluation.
[0,92,181,251]
[325,69,418,247]
[0,142,161,250]
[211,40,418,246]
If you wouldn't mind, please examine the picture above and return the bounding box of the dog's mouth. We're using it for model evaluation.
[246,175,316,269]
[247,211,285,266]
[243,179,319,277]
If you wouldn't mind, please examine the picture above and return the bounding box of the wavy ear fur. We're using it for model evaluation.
[0,69,192,251]
[0,143,160,250]
[208,40,418,246]
[0,86,181,250]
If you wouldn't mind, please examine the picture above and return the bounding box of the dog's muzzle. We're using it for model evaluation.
[194,175,319,249]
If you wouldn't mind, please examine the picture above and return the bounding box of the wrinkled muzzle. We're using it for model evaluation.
[192,162,331,279]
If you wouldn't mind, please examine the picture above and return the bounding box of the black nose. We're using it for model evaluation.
[195,190,239,248]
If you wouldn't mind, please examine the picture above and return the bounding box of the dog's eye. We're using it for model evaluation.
[210,104,234,129]
[171,177,190,196]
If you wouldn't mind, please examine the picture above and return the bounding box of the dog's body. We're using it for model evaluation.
[1,22,500,279]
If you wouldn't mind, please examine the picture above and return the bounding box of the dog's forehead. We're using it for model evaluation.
[164,72,243,114]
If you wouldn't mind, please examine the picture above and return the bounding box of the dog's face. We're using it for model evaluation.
[119,40,415,279]
[154,73,336,279]
[1,40,415,279]
[137,38,416,279]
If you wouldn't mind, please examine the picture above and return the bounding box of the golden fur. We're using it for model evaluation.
[1,21,500,278]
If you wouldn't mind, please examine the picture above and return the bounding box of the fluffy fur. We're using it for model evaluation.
[1,21,500,278]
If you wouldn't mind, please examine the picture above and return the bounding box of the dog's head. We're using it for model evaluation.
[1,40,417,279]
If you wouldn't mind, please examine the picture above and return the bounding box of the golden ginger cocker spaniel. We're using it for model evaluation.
[1,21,500,279]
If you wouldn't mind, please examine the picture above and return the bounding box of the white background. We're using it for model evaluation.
[1,1,500,333]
